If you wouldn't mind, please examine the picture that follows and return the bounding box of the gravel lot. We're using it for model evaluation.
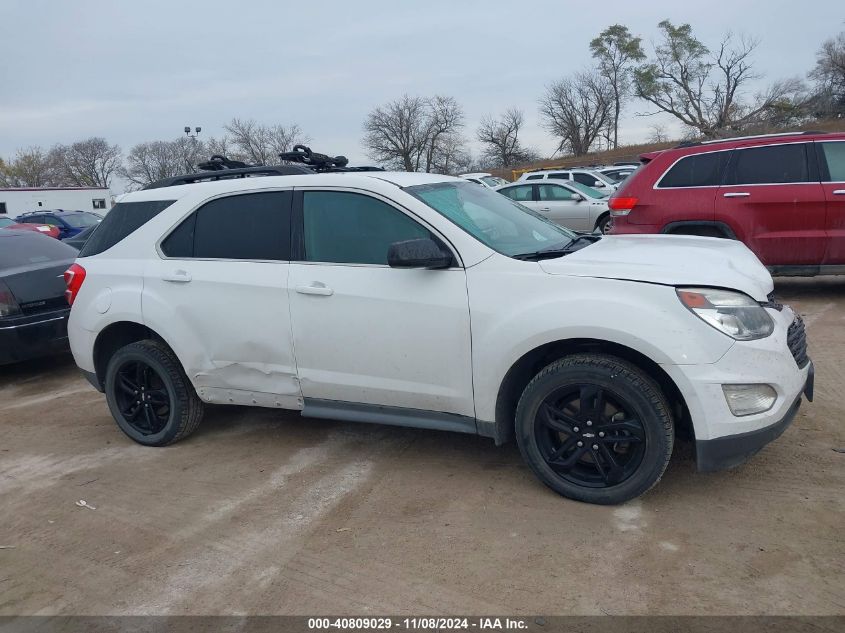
[1,277,843,616]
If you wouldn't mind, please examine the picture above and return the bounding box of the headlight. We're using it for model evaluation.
[677,287,774,340]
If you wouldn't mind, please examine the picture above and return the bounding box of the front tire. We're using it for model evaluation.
[596,214,612,234]
[104,339,204,446]
[515,354,673,504]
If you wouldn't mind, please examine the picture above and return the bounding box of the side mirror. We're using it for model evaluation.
[571,193,585,202]
[388,238,452,269]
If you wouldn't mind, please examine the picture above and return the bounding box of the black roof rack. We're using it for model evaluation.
[143,164,312,189]
[142,146,384,190]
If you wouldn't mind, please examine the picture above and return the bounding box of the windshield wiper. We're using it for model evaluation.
[512,234,600,261]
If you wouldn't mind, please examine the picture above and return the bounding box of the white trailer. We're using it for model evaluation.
[0,187,112,218]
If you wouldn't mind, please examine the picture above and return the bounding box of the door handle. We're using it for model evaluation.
[833,190,845,195]
[539,207,551,212]
[295,283,333,296]
[162,270,191,283]
[723,192,750,198]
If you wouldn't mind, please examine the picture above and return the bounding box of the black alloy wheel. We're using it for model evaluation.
[534,384,646,488]
[104,339,204,446]
[515,354,674,504]
[113,359,171,436]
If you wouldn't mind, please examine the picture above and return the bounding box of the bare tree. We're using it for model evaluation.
[647,123,670,143]
[121,137,208,189]
[809,31,845,116]
[362,94,467,172]
[50,137,122,188]
[204,135,234,159]
[539,71,614,156]
[634,20,805,138]
[421,95,465,173]
[224,118,309,165]
[363,95,432,171]
[0,146,60,187]
[476,108,537,167]
[590,24,646,148]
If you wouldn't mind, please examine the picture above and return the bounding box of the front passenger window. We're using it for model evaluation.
[302,191,432,265]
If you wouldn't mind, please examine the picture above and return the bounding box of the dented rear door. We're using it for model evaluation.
[142,190,302,408]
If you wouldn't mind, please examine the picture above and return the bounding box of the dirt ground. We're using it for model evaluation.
[0,277,843,616]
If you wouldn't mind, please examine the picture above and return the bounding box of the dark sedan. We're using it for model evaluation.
[0,230,77,365]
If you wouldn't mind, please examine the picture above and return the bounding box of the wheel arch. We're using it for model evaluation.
[661,220,737,239]
[92,320,178,389]
[492,338,692,446]
[594,211,611,232]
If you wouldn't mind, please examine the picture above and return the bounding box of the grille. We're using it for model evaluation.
[787,314,809,368]
[762,292,784,311]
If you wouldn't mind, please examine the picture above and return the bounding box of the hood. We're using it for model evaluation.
[538,234,773,301]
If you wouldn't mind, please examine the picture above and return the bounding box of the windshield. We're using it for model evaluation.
[481,176,505,187]
[567,181,608,199]
[62,212,101,228]
[0,217,14,228]
[406,181,575,257]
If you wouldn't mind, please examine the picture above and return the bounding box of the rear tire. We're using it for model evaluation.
[515,353,673,504]
[104,339,204,446]
[596,214,612,234]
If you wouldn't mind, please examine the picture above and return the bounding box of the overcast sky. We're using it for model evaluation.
[0,0,839,190]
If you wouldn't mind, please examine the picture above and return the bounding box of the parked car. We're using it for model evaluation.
[598,166,636,183]
[67,166,812,505]
[495,180,612,233]
[458,172,508,188]
[62,224,98,251]
[517,168,618,191]
[608,131,845,276]
[16,210,101,239]
[0,215,61,238]
[0,230,77,365]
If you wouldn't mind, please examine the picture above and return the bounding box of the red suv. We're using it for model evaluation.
[608,131,845,275]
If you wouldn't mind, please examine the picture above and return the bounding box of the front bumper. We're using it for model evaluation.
[0,308,70,365]
[660,305,812,472]
[696,363,812,471]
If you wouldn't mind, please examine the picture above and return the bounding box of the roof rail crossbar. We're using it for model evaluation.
[142,165,313,190]
[141,146,384,189]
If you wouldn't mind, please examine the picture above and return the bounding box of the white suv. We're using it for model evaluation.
[66,170,813,504]
[517,168,618,191]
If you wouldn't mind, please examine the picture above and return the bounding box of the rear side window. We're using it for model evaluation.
[79,200,175,257]
[658,151,729,188]
[547,174,570,180]
[301,191,431,265]
[572,173,601,187]
[819,142,845,181]
[726,143,809,185]
[525,174,544,180]
[538,184,575,201]
[162,191,291,260]
[500,185,534,202]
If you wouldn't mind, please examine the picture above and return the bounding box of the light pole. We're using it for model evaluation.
[184,126,202,170]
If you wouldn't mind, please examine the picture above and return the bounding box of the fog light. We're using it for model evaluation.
[722,384,777,417]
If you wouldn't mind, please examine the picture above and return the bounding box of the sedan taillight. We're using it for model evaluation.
[0,279,21,317]
[63,263,86,306]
